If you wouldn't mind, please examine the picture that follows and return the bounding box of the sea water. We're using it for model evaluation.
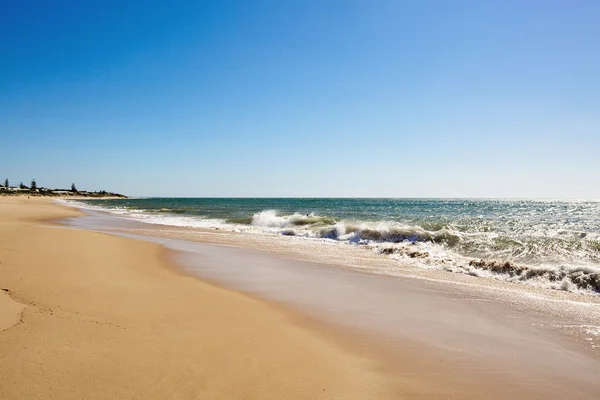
[65,198,600,294]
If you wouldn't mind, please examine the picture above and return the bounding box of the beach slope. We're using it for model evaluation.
[0,197,390,399]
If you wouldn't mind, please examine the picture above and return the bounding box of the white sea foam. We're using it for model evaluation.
[252,210,295,227]
[585,325,600,336]
[58,199,232,230]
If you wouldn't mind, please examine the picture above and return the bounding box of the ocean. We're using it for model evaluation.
[67,198,600,295]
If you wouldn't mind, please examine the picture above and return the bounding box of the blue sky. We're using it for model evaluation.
[1,0,599,197]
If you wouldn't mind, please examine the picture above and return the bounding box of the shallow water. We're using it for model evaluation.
[67,198,600,294]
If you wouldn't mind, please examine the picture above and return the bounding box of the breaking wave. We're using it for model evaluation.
[251,210,336,228]
[370,241,600,294]
[464,260,600,292]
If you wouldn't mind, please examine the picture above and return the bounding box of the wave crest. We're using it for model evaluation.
[315,222,460,246]
[466,259,600,293]
[251,210,336,228]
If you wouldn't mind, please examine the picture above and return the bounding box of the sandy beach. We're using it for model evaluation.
[0,197,394,399]
[2,197,600,399]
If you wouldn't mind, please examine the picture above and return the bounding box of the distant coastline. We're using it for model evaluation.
[0,189,127,198]
[1,179,126,198]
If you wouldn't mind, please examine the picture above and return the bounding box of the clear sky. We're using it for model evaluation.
[1,1,599,197]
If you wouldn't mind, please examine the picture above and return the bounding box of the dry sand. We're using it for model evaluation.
[0,197,394,399]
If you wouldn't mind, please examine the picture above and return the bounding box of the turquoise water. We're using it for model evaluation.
[71,198,600,293]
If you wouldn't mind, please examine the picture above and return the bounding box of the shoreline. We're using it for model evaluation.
[59,198,600,309]
[0,197,397,399]
[59,199,600,398]
[60,197,600,297]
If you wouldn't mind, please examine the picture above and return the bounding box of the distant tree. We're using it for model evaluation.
[71,183,77,193]
[19,182,25,189]
[31,179,37,191]
[4,178,8,188]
